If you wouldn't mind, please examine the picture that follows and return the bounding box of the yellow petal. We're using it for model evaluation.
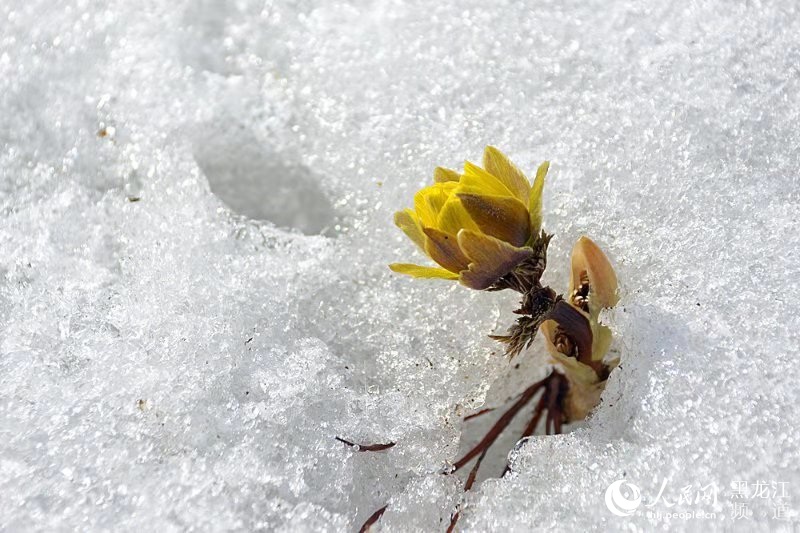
[393,209,425,251]
[456,230,534,290]
[460,161,516,198]
[569,236,618,313]
[528,161,549,236]
[389,263,459,280]
[482,146,530,202]
[433,166,461,183]
[423,227,470,273]
[413,182,458,227]
[456,192,531,247]
[436,195,480,235]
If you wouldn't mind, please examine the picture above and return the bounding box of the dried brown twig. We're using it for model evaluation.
[335,437,396,452]
[358,505,387,533]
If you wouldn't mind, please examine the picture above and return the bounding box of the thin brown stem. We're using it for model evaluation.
[451,376,548,472]
[358,505,387,533]
[447,448,488,533]
[463,407,495,421]
[446,511,460,533]
[464,448,487,491]
[545,373,564,435]
[335,437,396,452]
[521,391,549,438]
[552,382,564,434]
[554,412,562,434]
[503,372,569,475]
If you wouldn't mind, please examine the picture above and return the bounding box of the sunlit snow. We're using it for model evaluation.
[1,1,799,531]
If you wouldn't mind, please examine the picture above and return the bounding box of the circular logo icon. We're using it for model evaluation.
[605,480,642,517]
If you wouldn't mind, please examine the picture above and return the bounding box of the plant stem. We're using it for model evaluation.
[451,375,549,472]
[358,505,387,533]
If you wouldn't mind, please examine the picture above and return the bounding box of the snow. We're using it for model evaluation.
[1,0,799,531]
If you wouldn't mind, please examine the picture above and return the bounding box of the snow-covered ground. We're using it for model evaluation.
[2,1,799,531]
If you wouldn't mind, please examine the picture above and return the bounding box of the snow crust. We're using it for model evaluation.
[1,0,799,531]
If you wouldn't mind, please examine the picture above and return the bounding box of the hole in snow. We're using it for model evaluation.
[193,127,338,236]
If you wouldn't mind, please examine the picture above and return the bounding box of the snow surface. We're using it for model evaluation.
[1,0,799,531]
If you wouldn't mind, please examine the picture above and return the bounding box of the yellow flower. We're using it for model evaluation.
[540,236,618,418]
[389,146,550,290]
